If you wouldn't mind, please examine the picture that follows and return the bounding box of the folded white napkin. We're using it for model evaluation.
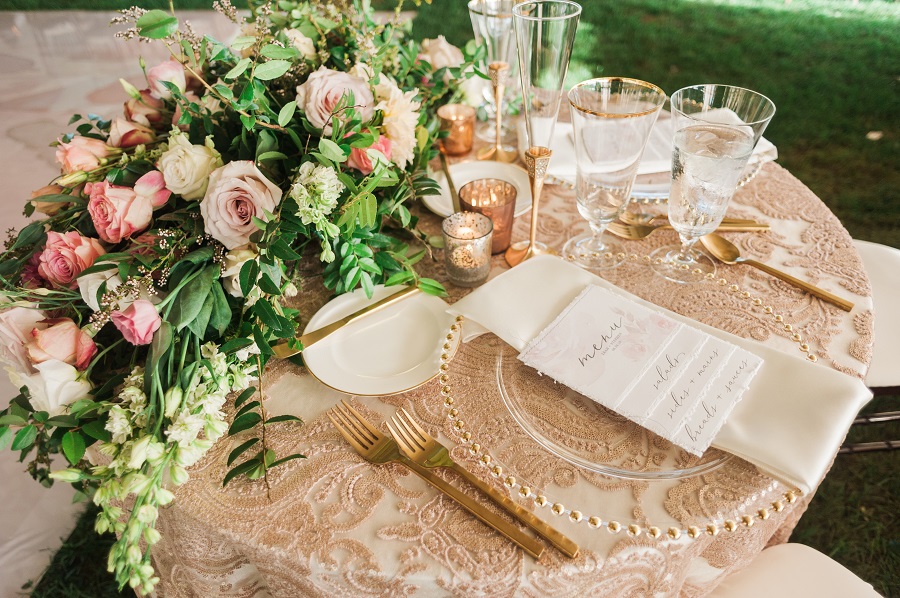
[448,256,871,494]
[522,111,778,184]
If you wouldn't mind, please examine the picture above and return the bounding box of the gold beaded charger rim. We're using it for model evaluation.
[436,252,810,541]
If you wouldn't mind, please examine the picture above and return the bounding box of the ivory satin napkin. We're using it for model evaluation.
[448,256,871,494]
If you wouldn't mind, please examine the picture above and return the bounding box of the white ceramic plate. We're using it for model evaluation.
[423,161,533,218]
[302,286,460,396]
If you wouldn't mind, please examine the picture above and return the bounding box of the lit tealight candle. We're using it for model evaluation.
[441,212,493,287]
[458,178,518,254]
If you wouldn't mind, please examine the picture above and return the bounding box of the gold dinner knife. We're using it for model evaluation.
[272,285,420,359]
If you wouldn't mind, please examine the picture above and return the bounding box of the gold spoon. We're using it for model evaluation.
[700,233,854,312]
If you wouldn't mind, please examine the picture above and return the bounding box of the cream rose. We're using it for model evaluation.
[221,246,258,297]
[418,36,464,72]
[296,66,375,134]
[0,306,48,374]
[8,359,92,418]
[199,161,282,249]
[285,29,317,61]
[158,132,222,200]
[77,264,123,312]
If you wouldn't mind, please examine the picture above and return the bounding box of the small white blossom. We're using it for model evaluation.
[165,411,205,448]
[291,162,343,225]
[106,406,133,445]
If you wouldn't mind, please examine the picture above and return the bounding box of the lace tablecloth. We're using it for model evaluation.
[150,162,873,597]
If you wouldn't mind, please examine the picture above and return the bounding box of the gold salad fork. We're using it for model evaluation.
[388,408,580,559]
[326,401,544,559]
[619,211,759,227]
[607,220,769,241]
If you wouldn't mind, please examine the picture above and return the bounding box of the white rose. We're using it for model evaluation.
[296,66,375,134]
[221,246,258,297]
[285,29,317,61]
[199,161,282,249]
[9,359,91,417]
[0,306,48,374]
[77,265,123,312]
[418,36,464,72]
[158,132,223,200]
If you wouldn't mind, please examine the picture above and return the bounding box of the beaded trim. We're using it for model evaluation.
[437,254,810,541]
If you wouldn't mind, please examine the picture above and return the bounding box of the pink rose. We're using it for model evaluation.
[147,59,187,100]
[55,136,112,174]
[37,231,105,288]
[124,89,166,129]
[200,161,282,249]
[87,180,151,244]
[346,135,392,175]
[26,318,97,371]
[108,116,156,148]
[134,170,171,208]
[296,66,375,134]
[0,307,48,374]
[111,300,161,345]
[30,184,67,216]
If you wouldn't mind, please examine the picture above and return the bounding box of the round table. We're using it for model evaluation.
[150,161,873,597]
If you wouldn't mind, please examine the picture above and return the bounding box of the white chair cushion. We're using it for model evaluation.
[854,239,900,387]
[708,543,881,598]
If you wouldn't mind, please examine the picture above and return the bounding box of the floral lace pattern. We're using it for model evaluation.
[150,162,873,596]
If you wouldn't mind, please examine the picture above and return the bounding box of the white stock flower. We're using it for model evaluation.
[166,411,205,448]
[375,77,421,170]
[127,435,153,470]
[221,246,258,298]
[77,266,123,312]
[106,405,133,445]
[285,29,317,60]
[9,359,91,418]
[234,342,260,362]
[291,162,344,225]
[158,131,223,200]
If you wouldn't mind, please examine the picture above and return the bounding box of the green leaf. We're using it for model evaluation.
[188,292,215,339]
[257,151,288,162]
[265,414,301,424]
[418,278,448,297]
[213,83,233,99]
[169,266,217,331]
[223,457,260,486]
[385,271,415,286]
[239,259,259,297]
[220,338,254,354]
[82,420,111,442]
[62,431,86,465]
[45,415,79,428]
[12,221,46,250]
[253,327,274,356]
[358,193,377,227]
[0,414,26,427]
[269,453,305,469]
[254,60,292,81]
[360,272,374,297]
[318,138,346,163]
[11,425,37,451]
[277,101,296,127]
[271,238,303,261]
[235,401,260,420]
[261,44,299,60]
[225,57,252,80]
[228,412,262,435]
[253,300,283,331]
[257,273,282,296]
[206,282,232,337]
[146,320,173,392]
[227,437,259,466]
[233,387,257,409]
[0,427,13,451]
[230,35,257,51]
[136,10,178,39]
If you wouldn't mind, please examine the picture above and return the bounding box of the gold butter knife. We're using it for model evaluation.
[273,285,420,359]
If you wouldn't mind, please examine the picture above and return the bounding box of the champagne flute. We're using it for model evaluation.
[505,0,581,267]
[651,84,775,283]
[563,77,666,270]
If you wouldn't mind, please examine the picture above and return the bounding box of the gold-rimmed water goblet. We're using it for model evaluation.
[563,77,667,270]
[504,0,581,267]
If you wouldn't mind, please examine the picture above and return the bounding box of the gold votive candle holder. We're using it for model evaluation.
[437,104,476,155]
[458,178,517,254]
[442,212,493,287]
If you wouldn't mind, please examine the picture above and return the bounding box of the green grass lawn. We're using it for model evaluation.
[5,0,899,596]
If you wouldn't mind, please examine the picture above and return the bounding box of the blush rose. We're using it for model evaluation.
[199,161,282,249]
[108,116,156,148]
[147,59,187,100]
[296,66,375,134]
[55,136,113,174]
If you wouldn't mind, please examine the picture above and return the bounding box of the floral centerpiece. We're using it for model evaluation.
[0,0,479,593]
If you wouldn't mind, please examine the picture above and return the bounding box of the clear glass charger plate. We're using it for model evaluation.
[494,345,732,481]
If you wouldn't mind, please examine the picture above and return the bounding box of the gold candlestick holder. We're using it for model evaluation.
[477,61,518,163]
[504,146,552,267]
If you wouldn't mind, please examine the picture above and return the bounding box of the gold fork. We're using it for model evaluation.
[620,211,759,227]
[388,408,580,559]
[607,220,769,241]
[326,400,544,559]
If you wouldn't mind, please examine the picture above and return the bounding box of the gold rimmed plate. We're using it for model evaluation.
[302,285,460,396]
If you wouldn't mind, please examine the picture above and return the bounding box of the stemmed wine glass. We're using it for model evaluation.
[505,0,581,267]
[563,77,666,270]
[650,84,776,283]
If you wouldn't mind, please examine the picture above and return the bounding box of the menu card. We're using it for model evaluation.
[518,285,763,456]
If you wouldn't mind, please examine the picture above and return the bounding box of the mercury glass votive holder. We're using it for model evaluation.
[442,212,493,287]
[437,104,477,155]
[458,178,517,253]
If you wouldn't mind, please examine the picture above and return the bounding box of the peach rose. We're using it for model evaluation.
[30,184,67,216]
[37,231,105,288]
[111,300,161,345]
[147,59,187,100]
[87,181,151,244]
[124,89,166,129]
[26,318,97,371]
[199,161,282,249]
[108,116,156,148]
[346,135,392,175]
[296,66,375,134]
[55,136,112,174]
